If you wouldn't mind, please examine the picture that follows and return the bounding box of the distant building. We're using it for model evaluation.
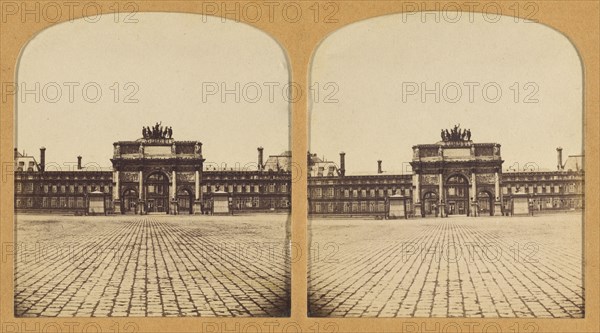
[14,127,291,214]
[307,152,340,177]
[308,129,584,217]
[263,150,292,172]
[14,148,40,172]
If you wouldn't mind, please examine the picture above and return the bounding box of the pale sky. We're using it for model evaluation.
[310,14,583,175]
[16,13,289,169]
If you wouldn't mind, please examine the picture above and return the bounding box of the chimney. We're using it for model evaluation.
[14,148,18,159]
[257,147,264,171]
[556,147,563,171]
[39,147,46,172]
[377,160,382,174]
[77,156,82,170]
[339,152,346,177]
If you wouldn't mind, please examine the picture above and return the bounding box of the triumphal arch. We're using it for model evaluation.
[111,124,205,215]
[410,125,504,217]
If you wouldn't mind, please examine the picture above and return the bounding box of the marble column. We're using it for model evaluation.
[471,172,477,217]
[438,173,445,218]
[138,170,145,214]
[112,170,121,214]
[170,170,177,214]
[494,171,502,216]
[193,169,202,214]
[413,172,421,217]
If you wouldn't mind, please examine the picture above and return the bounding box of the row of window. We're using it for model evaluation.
[310,179,409,185]
[230,197,290,209]
[203,174,290,181]
[15,183,111,194]
[310,201,388,213]
[505,174,582,181]
[502,183,580,195]
[310,187,411,199]
[528,197,584,209]
[202,183,289,194]
[15,196,113,209]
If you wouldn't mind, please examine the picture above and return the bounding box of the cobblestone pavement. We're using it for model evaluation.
[309,213,584,318]
[14,214,290,317]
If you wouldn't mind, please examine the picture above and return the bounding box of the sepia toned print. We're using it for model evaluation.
[13,13,291,317]
[308,14,584,318]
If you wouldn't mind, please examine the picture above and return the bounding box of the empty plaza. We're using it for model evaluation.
[14,214,290,317]
[309,213,584,318]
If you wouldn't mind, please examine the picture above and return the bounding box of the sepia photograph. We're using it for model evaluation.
[308,13,584,318]
[13,13,291,317]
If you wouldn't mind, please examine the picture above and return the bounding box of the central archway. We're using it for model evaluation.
[445,174,470,216]
[177,188,193,214]
[145,171,170,214]
[121,188,138,214]
[422,191,438,217]
[477,190,494,216]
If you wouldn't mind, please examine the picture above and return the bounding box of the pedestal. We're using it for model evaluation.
[494,201,502,216]
[170,199,178,215]
[414,202,422,218]
[138,200,146,215]
[439,203,446,218]
[471,201,478,217]
[113,200,122,214]
[193,200,203,214]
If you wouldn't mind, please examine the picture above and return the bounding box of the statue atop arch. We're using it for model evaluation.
[142,122,173,139]
[441,124,471,142]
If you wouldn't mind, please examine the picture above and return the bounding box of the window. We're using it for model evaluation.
[16,183,22,193]
[317,167,324,177]
[325,187,334,198]
[314,188,322,198]
[328,166,335,177]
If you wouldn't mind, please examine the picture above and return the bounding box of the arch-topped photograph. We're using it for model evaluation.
[14,12,291,318]
[308,12,584,318]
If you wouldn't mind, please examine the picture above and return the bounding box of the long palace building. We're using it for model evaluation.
[306,127,584,217]
[14,126,292,214]
[14,126,583,216]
